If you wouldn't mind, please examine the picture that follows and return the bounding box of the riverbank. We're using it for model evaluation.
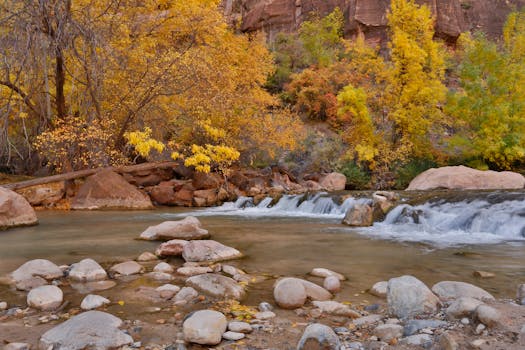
[1,213,524,349]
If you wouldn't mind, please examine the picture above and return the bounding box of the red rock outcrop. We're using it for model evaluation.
[223,0,525,43]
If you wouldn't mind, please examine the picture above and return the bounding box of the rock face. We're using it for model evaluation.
[224,0,525,44]
[186,274,246,300]
[297,323,341,350]
[183,310,227,346]
[68,259,107,282]
[71,170,153,210]
[16,182,65,207]
[387,275,440,319]
[0,187,38,230]
[139,217,209,241]
[27,285,63,311]
[39,311,133,350]
[407,165,525,190]
[182,240,242,262]
[431,281,495,301]
[342,203,373,226]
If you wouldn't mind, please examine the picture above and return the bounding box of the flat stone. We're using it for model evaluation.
[145,272,173,281]
[312,301,360,318]
[186,274,245,300]
[310,268,345,280]
[388,275,441,319]
[373,324,404,342]
[323,276,341,293]
[68,259,107,282]
[222,331,245,341]
[155,284,181,299]
[139,217,209,241]
[3,343,31,350]
[183,310,227,345]
[27,285,63,311]
[403,319,448,336]
[14,276,47,291]
[353,314,383,327]
[39,311,133,350]
[173,287,199,305]
[473,271,495,278]
[176,266,212,276]
[432,281,494,301]
[137,252,158,262]
[475,305,501,327]
[255,311,276,320]
[222,265,245,276]
[446,297,484,319]
[153,262,174,273]
[10,259,63,285]
[182,240,242,263]
[297,323,341,350]
[228,321,252,333]
[70,280,116,294]
[155,239,188,257]
[109,261,144,276]
[369,281,388,298]
[400,334,433,346]
[80,294,110,310]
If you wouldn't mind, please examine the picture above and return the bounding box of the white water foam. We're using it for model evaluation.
[355,198,525,246]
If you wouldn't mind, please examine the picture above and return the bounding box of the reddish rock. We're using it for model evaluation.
[150,186,175,205]
[319,172,347,191]
[0,187,38,230]
[192,172,223,190]
[16,182,65,207]
[71,170,153,210]
[156,239,189,257]
[194,189,219,207]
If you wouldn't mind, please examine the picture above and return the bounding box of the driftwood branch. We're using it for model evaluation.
[1,161,179,190]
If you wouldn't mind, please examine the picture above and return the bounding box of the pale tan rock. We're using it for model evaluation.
[0,187,38,229]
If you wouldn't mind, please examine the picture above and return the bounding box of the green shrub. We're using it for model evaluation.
[394,159,437,189]
[337,161,371,189]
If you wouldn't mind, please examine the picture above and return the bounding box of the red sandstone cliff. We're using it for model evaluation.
[222,0,525,43]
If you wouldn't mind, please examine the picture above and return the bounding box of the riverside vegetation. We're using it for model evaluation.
[0,0,523,189]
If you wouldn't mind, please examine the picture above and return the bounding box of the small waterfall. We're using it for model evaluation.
[360,194,525,245]
[189,193,363,218]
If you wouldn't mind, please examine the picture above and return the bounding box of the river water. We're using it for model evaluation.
[0,191,524,310]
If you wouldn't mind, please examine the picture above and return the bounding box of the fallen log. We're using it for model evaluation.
[1,161,179,191]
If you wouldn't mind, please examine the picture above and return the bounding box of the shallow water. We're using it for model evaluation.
[1,196,524,312]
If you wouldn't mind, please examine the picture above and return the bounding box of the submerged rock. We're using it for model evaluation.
[182,240,242,263]
[183,310,227,345]
[27,285,63,311]
[0,187,38,230]
[68,259,107,282]
[432,281,495,301]
[186,274,245,300]
[109,261,144,276]
[297,323,341,350]
[407,165,525,190]
[71,170,153,210]
[139,217,209,241]
[387,275,440,319]
[39,311,133,350]
[70,280,116,294]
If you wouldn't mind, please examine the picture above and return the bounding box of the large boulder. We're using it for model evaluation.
[27,285,63,311]
[342,203,374,227]
[407,165,525,190]
[319,172,347,191]
[431,281,495,301]
[183,310,227,346]
[297,323,341,350]
[186,273,246,300]
[182,240,242,262]
[71,170,153,210]
[68,259,107,282]
[0,187,38,230]
[139,217,209,241]
[387,275,441,319]
[16,182,65,207]
[39,311,133,350]
[10,259,63,290]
